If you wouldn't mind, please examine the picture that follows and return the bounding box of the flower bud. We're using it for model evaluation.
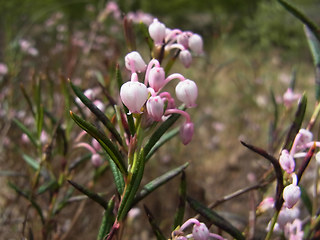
[283,184,301,209]
[279,149,295,174]
[125,51,147,73]
[91,138,101,151]
[148,67,165,92]
[148,18,166,45]
[179,50,192,68]
[120,81,148,113]
[146,96,165,121]
[188,34,203,55]
[180,122,194,145]
[296,129,313,151]
[91,153,103,167]
[192,222,209,240]
[175,79,198,108]
[177,32,189,49]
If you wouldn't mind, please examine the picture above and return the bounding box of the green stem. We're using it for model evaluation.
[265,210,279,240]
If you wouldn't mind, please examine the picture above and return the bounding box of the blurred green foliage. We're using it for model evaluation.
[0,0,319,58]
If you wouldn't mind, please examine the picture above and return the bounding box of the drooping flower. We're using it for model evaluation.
[148,66,166,92]
[188,34,203,55]
[192,222,210,240]
[283,174,301,209]
[175,79,198,108]
[120,81,148,114]
[179,50,192,68]
[148,18,166,45]
[146,96,165,121]
[125,51,147,73]
[279,149,295,174]
[180,122,194,145]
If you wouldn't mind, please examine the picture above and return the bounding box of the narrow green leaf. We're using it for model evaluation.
[70,111,127,175]
[300,185,312,215]
[8,181,45,224]
[13,118,38,147]
[36,105,44,140]
[278,0,320,42]
[68,153,92,171]
[283,93,307,150]
[173,171,187,230]
[22,154,40,171]
[97,196,115,240]
[144,205,166,240]
[133,163,189,205]
[53,188,74,215]
[37,179,59,195]
[117,149,145,221]
[146,127,179,161]
[68,180,108,209]
[20,83,35,117]
[70,81,123,146]
[106,153,125,195]
[304,26,320,101]
[144,109,182,158]
[187,196,245,240]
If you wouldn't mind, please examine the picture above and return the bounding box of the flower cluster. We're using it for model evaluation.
[119,19,202,145]
[120,50,198,145]
[172,218,226,240]
[148,18,203,68]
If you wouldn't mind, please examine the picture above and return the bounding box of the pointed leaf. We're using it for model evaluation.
[8,181,44,224]
[133,162,189,205]
[68,180,108,209]
[105,153,125,195]
[70,111,127,175]
[187,196,245,240]
[13,118,38,147]
[278,0,320,42]
[146,127,180,161]
[22,154,40,171]
[283,93,307,150]
[97,196,115,240]
[144,205,166,240]
[173,171,187,230]
[70,81,123,146]
[37,179,59,195]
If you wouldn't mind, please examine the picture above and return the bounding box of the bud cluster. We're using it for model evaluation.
[148,18,204,68]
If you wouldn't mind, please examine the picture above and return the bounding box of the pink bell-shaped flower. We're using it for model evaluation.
[192,222,210,240]
[148,66,165,92]
[179,50,192,68]
[180,122,194,145]
[91,153,103,167]
[189,33,203,55]
[146,96,165,121]
[120,81,148,114]
[177,32,189,49]
[148,18,166,45]
[279,149,295,174]
[283,183,301,209]
[175,79,198,108]
[125,51,147,73]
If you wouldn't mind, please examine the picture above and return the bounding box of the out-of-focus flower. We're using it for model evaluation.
[127,11,154,25]
[0,63,8,76]
[283,88,301,108]
[179,50,192,68]
[175,79,198,108]
[279,149,295,174]
[257,197,275,214]
[19,39,39,56]
[284,219,304,240]
[277,206,300,229]
[120,81,148,114]
[188,34,203,55]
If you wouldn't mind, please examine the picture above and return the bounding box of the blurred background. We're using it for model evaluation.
[1,0,320,239]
